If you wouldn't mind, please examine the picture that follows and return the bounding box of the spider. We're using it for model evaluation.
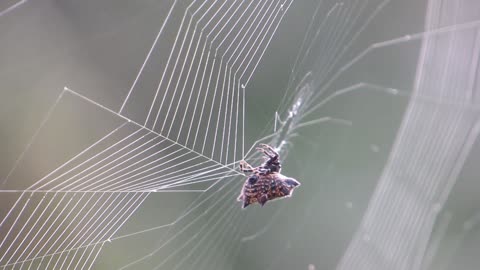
[237,144,300,208]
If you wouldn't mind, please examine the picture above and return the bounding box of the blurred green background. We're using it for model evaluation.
[1,0,479,269]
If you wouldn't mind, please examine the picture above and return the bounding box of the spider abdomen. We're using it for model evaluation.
[238,172,300,208]
[237,144,300,208]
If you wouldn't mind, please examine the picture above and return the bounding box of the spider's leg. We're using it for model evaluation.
[260,143,278,156]
[257,167,270,175]
[259,143,279,158]
[257,144,282,173]
[239,160,255,173]
[256,147,275,159]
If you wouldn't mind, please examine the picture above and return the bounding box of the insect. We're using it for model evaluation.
[237,143,300,208]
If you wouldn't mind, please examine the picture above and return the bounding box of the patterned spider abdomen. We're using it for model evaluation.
[237,172,300,208]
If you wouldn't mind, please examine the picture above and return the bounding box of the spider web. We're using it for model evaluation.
[2,0,480,269]
[0,0,291,268]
